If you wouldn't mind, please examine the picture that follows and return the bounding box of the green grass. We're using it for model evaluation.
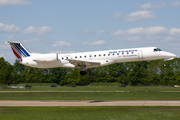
[0,86,179,120]
[18,83,59,86]
[0,86,180,100]
[0,106,180,120]
[0,86,180,92]
[0,91,180,100]
[89,82,120,86]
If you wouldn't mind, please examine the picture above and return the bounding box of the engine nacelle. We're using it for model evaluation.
[33,53,58,62]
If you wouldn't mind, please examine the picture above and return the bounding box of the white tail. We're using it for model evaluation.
[5,41,31,59]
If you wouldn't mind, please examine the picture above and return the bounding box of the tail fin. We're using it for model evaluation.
[5,41,31,59]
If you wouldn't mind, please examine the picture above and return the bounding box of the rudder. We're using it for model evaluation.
[5,41,31,59]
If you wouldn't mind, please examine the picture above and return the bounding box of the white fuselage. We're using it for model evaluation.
[20,47,176,69]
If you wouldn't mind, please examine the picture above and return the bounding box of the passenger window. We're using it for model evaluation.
[113,53,114,55]
[108,54,110,56]
[66,57,68,59]
[94,55,96,57]
[104,54,106,56]
[127,52,129,54]
[122,52,124,55]
[84,56,86,58]
[75,56,77,59]
[117,53,119,55]
[99,54,101,57]
[80,56,82,58]
[62,57,64,60]
[132,52,133,54]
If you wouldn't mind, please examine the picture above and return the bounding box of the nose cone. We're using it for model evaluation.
[160,51,176,58]
[172,53,176,58]
[166,52,176,58]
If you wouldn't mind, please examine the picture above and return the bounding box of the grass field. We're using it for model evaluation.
[0,86,180,120]
[0,91,179,100]
[0,106,180,120]
[0,86,180,100]
[0,86,180,92]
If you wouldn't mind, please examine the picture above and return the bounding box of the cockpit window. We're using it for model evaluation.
[154,48,162,52]
[157,48,161,51]
[154,49,158,52]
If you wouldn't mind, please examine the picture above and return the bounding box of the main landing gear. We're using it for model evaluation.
[80,65,86,75]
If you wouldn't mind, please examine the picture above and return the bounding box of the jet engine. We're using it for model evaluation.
[33,53,58,62]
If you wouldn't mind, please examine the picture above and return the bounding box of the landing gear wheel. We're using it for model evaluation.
[80,71,86,75]
[164,59,166,67]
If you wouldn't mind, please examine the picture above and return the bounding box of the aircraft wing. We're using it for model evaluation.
[66,59,100,68]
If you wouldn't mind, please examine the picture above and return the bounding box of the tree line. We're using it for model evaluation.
[0,57,180,86]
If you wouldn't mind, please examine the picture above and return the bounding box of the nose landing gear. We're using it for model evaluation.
[164,59,166,67]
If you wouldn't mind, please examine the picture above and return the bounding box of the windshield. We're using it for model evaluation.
[154,48,162,52]
[157,48,161,51]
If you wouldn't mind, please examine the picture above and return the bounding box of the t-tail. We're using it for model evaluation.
[5,41,31,62]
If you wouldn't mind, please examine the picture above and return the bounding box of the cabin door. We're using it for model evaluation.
[138,50,143,59]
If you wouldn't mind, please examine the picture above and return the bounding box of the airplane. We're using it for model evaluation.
[5,41,176,75]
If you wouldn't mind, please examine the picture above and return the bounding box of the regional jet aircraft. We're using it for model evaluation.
[5,41,176,75]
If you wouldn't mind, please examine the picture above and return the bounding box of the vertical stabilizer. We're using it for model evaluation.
[5,41,31,60]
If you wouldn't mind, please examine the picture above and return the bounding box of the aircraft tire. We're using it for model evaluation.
[80,71,86,75]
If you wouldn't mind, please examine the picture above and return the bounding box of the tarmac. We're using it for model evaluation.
[0,100,180,106]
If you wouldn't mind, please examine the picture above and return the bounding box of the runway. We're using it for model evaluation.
[0,100,180,106]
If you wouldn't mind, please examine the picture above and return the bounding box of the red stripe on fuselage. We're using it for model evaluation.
[11,47,21,59]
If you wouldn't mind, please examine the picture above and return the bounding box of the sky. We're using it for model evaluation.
[1,0,180,64]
